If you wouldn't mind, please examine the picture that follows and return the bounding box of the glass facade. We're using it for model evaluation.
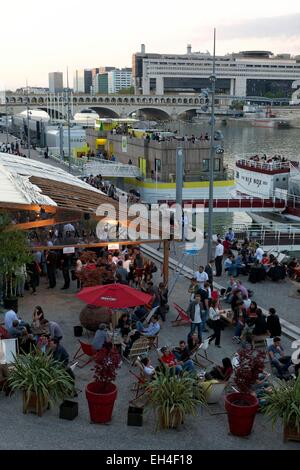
[246,79,294,97]
[164,77,230,94]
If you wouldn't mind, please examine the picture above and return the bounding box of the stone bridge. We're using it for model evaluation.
[0,93,232,120]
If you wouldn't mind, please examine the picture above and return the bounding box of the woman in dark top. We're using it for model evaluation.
[266,308,282,338]
[206,358,233,381]
[253,308,268,336]
[117,314,131,337]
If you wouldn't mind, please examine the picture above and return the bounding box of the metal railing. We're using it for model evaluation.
[236,159,290,172]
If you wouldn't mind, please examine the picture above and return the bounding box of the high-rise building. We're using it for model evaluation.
[73,69,93,93]
[92,67,115,93]
[48,72,63,93]
[94,74,109,94]
[107,68,132,94]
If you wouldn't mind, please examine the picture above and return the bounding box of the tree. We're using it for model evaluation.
[117,87,134,95]
[0,214,32,298]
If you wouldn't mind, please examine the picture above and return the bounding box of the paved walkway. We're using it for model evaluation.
[0,271,298,450]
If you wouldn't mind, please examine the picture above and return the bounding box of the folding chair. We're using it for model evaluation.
[129,358,148,400]
[73,341,95,369]
[171,303,192,327]
[122,337,150,365]
[193,339,214,366]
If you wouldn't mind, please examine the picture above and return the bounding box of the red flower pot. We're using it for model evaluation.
[86,382,117,424]
[225,393,259,437]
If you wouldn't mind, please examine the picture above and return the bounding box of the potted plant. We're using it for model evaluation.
[225,348,265,437]
[146,366,206,430]
[86,345,120,424]
[261,375,300,443]
[0,214,32,310]
[8,348,75,417]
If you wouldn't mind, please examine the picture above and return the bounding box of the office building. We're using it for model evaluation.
[48,72,64,93]
[132,44,300,97]
[73,69,93,94]
[92,67,115,93]
[107,68,132,94]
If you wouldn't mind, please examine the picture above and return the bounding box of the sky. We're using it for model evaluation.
[1,0,300,89]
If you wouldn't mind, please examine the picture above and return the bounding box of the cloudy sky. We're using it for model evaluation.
[1,0,300,89]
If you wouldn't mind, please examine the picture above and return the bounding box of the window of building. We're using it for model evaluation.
[155,159,161,173]
[214,159,221,172]
[203,160,209,172]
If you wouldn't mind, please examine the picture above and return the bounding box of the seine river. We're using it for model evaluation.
[167,121,300,233]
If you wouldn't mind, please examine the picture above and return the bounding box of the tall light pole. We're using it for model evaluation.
[207,28,216,263]
[26,82,31,159]
[66,68,72,172]
[5,92,9,146]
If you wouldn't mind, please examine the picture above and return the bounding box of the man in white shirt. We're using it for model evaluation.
[187,294,202,341]
[194,266,209,289]
[215,239,224,277]
[4,309,19,331]
[255,246,264,262]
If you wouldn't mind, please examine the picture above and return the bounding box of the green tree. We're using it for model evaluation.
[117,86,134,95]
[0,214,32,298]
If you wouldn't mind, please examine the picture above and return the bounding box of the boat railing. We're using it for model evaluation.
[236,159,290,172]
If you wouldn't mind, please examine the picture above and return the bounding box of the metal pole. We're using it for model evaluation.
[26,82,31,159]
[176,147,184,240]
[207,28,216,263]
[67,68,72,172]
[5,92,9,146]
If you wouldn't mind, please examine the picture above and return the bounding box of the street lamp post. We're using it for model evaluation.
[5,93,9,147]
[66,68,72,172]
[26,84,31,159]
[207,28,217,264]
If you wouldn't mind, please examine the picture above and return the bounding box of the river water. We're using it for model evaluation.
[167,121,300,233]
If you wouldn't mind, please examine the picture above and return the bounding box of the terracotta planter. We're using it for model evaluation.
[23,391,48,417]
[225,392,259,437]
[86,382,117,424]
[283,423,300,443]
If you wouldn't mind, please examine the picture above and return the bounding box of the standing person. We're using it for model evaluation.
[188,278,200,303]
[205,260,214,288]
[208,299,222,348]
[267,308,282,338]
[215,239,224,277]
[187,294,203,342]
[255,244,264,263]
[46,250,57,289]
[61,253,71,290]
[194,266,209,290]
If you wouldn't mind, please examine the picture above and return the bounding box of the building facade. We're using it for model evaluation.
[107,68,132,94]
[132,45,300,97]
[74,69,93,94]
[48,72,64,93]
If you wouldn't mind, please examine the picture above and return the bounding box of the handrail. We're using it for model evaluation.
[236,158,290,171]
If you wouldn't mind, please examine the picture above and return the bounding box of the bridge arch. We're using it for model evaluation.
[90,106,120,118]
[177,108,198,120]
[130,107,171,120]
[37,107,64,119]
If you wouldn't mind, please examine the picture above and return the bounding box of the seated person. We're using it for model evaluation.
[136,315,160,337]
[117,314,131,337]
[248,260,266,283]
[268,261,286,282]
[122,323,141,358]
[268,337,292,379]
[37,334,50,353]
[92,324,111,351]
[251,367,272,407]
[187,332,201,353]
[8,320,25,339]
[160,346,194,374]
[32,306,44,329]
[252,308,268,336]
[205,357,233,382]
[132,305,148,323]
[141,357,156,379]
[48,337,70,367]
[173,341,194,370]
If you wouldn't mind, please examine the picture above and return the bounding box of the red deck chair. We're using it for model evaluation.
[171,303,192,327]
[73,341,95,369]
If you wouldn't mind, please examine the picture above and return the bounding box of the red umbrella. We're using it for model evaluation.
[76,283,153,309]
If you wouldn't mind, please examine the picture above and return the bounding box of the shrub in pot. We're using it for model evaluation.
[86,345,120,424]
[146,365,206,430]
[225,348,266,437]
[0,215,32,309]
[261,374,300,442]
[8,348,75,417]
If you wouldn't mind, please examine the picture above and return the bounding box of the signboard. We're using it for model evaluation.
[108,243,120,251]
[63,247,75,254]
[235,168,273,198]
[122,136,128,153]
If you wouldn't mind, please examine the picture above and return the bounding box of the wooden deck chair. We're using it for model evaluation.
[145,333,159,351]
[193,339,213,366]
[122,337,150,365]
[73,341,95,369]
[172,303,192,327]
[129,358,148,400]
